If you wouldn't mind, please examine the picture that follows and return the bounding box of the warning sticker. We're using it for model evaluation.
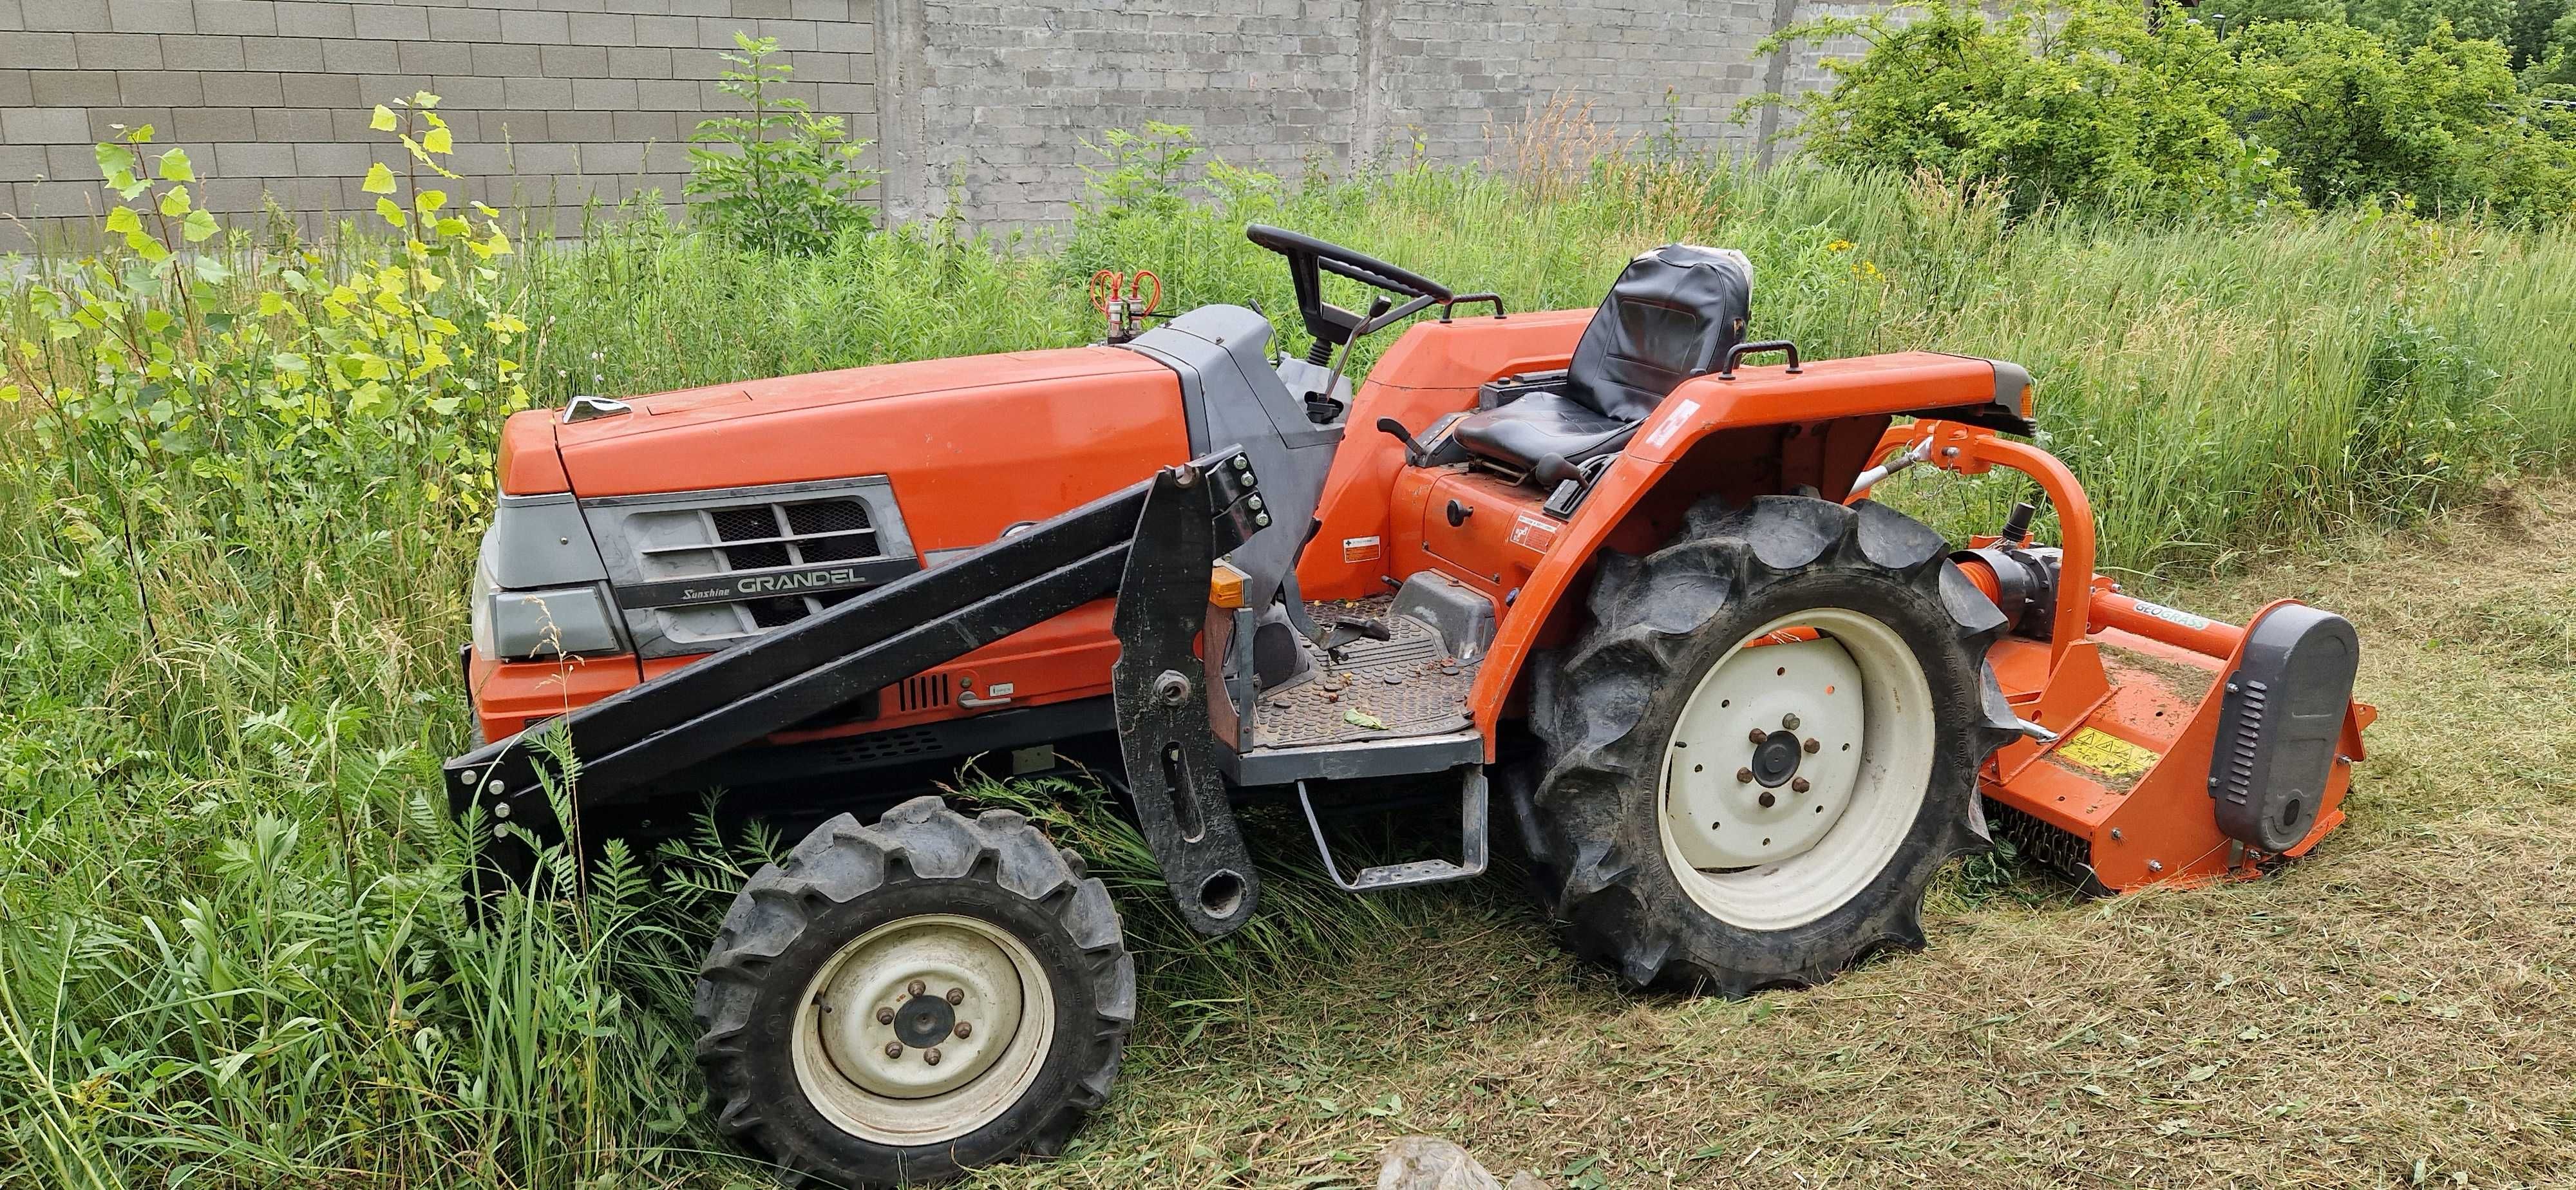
[2053,728,2161,779]
[1643,398,1700,449]
[1342,536,1381,563]
[1508,514,1559,553]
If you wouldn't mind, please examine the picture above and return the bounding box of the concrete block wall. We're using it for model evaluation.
[0,0,878,249]
[4,0,1864,244]
[872,0,1824,227]
[1371,0,1792,166]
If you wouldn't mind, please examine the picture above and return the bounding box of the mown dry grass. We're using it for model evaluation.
[997,484,2576,1190]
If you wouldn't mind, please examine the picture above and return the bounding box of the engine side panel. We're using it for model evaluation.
[473,347,1191,742]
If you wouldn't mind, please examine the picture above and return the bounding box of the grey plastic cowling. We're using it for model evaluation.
[2208,603,2360,852]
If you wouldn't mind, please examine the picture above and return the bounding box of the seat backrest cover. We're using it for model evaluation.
[1564,244,1754,421]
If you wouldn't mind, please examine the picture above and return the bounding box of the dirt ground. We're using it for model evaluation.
[988,483,2576,1190]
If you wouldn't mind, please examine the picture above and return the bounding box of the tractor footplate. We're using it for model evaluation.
[1297,766,1490,891]
[1253,598,1479,749]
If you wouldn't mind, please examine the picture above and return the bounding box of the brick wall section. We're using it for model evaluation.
[0,0,877,249]
[895,0,1365,225]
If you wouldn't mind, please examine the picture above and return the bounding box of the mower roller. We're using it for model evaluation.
[444,226,2372,1185]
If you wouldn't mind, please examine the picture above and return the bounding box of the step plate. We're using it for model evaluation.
[1252,600,1479,750]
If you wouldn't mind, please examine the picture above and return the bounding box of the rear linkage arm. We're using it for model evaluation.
[444,450,1271,937]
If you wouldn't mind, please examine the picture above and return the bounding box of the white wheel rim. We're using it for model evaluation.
[792,913,1057,1147]
[1657,609,1935,930]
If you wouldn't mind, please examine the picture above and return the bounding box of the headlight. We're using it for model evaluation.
[476,569,625,661]
[471,560,498,659]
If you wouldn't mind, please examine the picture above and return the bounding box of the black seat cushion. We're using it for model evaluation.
[1450,391,1634,471]
[1452,244,1753,472]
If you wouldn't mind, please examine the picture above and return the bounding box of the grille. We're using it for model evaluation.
[813,726,946,766]
[896,674,951,713]
[636,496,882,636]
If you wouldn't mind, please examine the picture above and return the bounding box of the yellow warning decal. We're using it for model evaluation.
[2054,728,2161,779]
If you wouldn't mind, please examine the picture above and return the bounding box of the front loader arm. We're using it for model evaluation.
[445,449,1272,935]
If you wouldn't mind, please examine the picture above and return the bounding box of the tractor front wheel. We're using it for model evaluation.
[1524,495,2020,994]
[694,795,1133,1186]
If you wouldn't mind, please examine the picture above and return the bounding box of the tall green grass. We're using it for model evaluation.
[5,147,2575,1187]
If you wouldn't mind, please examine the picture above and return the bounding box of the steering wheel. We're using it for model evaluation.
[1245,224,1455,361]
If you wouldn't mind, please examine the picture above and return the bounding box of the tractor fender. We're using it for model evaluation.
[1464,352,2028,757]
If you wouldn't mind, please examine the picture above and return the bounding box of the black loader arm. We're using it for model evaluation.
[444,449,1271,936]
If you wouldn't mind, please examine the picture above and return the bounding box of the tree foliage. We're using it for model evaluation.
[1767,0,2293,216]
[2237,20,2576,216]
[1772,0,2576,222]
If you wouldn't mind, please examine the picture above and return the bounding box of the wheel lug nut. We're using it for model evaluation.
[884,1042,904,1059]
[954,1021,972,1039]
[945,987,965,1005]
[1748,729,1768,744]
[1803,737,1821,753]
[1736,768,1755,783]
[1757,791,1776,808]
[1792,777,1812,793]
[876,1006,895,1025]
[1782,713,1801,730]
[907,979,925,996]
[924,1047,943,1066]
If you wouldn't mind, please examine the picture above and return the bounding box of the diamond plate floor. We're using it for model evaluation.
[1249,599,1480,750]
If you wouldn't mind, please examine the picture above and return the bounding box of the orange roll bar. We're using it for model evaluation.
[1864,422,2096,670]
[1867,420,2256,665]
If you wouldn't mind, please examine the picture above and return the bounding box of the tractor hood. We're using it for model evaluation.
[505,346,1186,499]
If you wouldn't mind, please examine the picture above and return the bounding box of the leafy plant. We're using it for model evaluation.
[684,32,877,256]
[1766,0,2576,222]
[7,94,529,527]
[1075,121,1206,220]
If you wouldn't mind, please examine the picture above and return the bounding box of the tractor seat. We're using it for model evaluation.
[1453,244,1752,474]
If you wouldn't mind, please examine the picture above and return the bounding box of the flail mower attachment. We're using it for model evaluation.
[1859,420,2376,893]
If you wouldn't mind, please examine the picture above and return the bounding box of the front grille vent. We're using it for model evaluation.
[639,497,882,634]
[897,674,951,713]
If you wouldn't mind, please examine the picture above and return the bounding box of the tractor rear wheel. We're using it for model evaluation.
[694,795,1132,1186]
[1524,495,2020,994]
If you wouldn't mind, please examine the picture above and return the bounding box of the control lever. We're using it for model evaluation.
[1535,453,1606,521]
[1309,294,1394,419]
[1999,501,2037,547]
[1377,417,1430,467]
[1319,614,1392,661]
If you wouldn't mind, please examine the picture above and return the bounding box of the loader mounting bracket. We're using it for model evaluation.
[1111,460,1264,936]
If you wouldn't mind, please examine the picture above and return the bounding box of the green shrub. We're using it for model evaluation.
[1771,0,2576,222]
[2347,0,2514,46]
[683,32,876,256]
[1765,0,2296,217]
[2236,19,2576,217]
[2523,3,2576,81]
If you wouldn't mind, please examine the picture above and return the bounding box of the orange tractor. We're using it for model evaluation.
[447,227,2371,1184]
